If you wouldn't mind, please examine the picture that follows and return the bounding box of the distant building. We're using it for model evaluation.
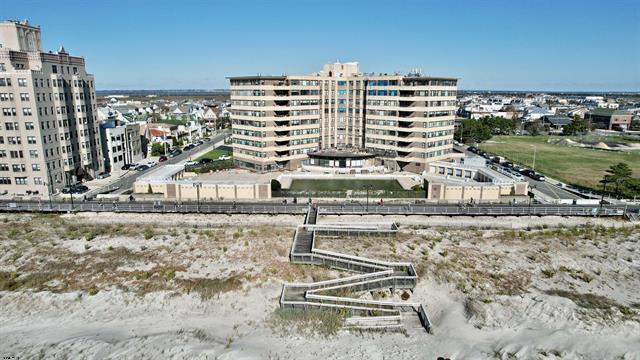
[229,62,458,173]
[99,119,143,172]
[524,106,555,121]
[585,108,632,130]
[541,115,573,133]
[0,20,103,197]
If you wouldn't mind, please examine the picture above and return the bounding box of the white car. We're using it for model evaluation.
[218,155,231,161]
[146,161,158,167]
[184,160,199,166]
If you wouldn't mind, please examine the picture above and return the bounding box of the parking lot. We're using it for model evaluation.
[458,145,587,203]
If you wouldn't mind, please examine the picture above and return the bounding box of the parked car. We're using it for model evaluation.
[509,171,525,181]
[531,172,546,181]
[136,164,149,171]
[467,146,478,153]
[96,172,111,179]
[183,144,195,151]
[218,155,231,161]
[63,184,89,194]
[184,160,199,166]
[159,155,168,162]
[200,158,214,164]
[196,140,204,145]
[121,164,133,171]
[147,161,158,167]
[519,168,533,176]
[169,150,182,158]
[73,185,89,194]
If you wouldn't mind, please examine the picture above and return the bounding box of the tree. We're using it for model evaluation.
[525,120,543,136]
[456,119,492,144]
[622,178,640,198]
[563,115,588,136]
[150,142,168,156]
[604,162,633,198]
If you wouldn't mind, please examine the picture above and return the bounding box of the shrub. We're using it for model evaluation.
[400,291,411,301]
[143,228,154,240]
[88,286,99,296]
[271,179,282,192]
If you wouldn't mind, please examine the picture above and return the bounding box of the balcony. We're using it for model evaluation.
[397,141,412,148]
[398,120,413,128]
[275,120,290,127]
[396,149,412,157]
[274,99,290,106]
[398,110,414,118]
[275,140,290,146]
[276,150,290,157]
[275,130,290,137]
[399,100,414,108]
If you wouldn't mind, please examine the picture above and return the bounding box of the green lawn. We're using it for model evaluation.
[196,149,231,161]
[289,179,405,191]
[478,136,640,190]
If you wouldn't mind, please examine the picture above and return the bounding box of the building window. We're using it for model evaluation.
[29,150,38,158]
[18,78,27,87]
[52,65,57,74]
[31,164,40,171]
[34,177,43,185]
[14,177,27,185]
[0,177,11,184]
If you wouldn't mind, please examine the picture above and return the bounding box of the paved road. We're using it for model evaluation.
[0,199,634,217]
[93,130,230,196]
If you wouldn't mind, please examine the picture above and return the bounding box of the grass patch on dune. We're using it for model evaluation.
[269,308,348,337]
[545,289,636,318]
[178,275,244,300]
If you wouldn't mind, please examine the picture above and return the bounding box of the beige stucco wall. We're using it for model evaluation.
[133,181,270,200]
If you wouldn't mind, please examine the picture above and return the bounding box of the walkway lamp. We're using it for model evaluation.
[193,182,202,212]
[363,184,373,212]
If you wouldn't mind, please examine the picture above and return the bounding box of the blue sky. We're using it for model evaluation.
[4,0,639,91]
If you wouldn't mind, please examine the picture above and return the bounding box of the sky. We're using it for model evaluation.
[3,0,640,91]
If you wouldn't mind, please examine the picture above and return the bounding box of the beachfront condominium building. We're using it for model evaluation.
[0,20,103,197]
[229,62,457,173]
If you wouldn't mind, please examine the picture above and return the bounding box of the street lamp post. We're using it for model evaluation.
[193,182,202,212]
[363,185,373,212]
[46,172,54,210]
[599,180,608,216]
[531,145,537,171]
[528,185,536,214]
